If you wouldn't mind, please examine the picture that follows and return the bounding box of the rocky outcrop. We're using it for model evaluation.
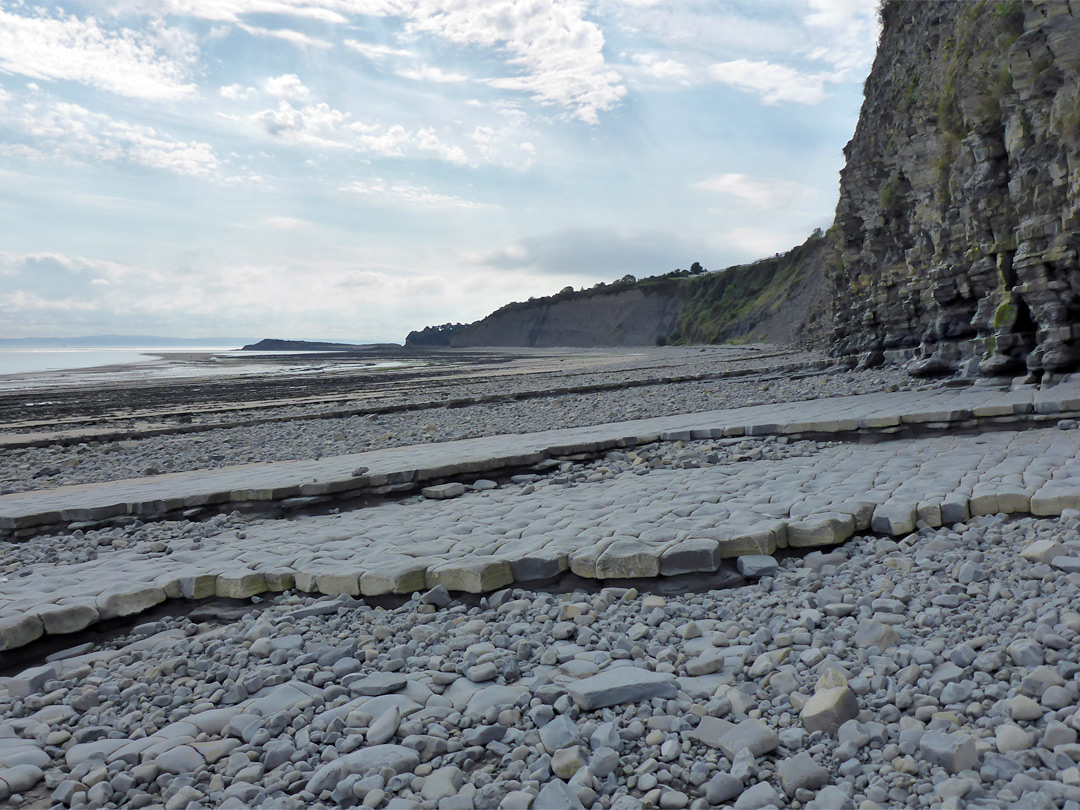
[832,1,1080,376]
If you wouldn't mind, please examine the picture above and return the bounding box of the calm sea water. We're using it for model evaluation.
[0,347,240,376]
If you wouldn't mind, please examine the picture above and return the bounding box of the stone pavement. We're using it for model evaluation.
[3,379,1080,537]
[6,413,1080,651]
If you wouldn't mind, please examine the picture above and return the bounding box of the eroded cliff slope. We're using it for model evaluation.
[444,233,831,349]
[832,0,1080,376]
[449,286,682,348]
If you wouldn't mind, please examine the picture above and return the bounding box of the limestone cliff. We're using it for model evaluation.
[832,0,1080,376]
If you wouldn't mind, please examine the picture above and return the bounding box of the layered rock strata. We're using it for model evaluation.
[832,1,1080,376]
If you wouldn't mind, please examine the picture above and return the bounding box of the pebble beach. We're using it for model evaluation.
[4,346,1080,810]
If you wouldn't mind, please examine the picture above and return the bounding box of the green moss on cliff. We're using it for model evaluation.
[880,176,905,213]
[669,233,829,344]
[993,300,1017,329]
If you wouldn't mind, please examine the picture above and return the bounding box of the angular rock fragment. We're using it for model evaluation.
[801,686,858,735]
[716,719,780,760]
[422,482,465,499]
[919,730,979,774]
[427,556,513,593]
[567,668,676,710]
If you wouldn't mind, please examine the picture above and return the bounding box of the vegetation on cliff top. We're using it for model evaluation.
[665,231,830,345]
[470,263,711,322]
[405,323,468,347]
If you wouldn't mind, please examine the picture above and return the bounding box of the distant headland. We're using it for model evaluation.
[240,338,402,352]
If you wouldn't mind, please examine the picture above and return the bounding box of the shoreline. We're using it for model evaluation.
[0,348,420,392]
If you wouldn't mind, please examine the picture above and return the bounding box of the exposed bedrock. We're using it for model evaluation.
[832,1,1080,377]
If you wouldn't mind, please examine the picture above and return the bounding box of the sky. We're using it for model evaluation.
[0,0,880,342]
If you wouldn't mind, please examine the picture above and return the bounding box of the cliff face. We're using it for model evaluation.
[672,234,833,348]
[450,287,683,348]
[833,0,1080,376]
[443,233,832,349]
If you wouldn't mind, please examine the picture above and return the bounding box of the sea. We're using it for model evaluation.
[0,344,414,392]
[0,346,242,376]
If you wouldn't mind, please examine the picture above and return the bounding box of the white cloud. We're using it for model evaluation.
[415,0,624,123]
[631,53,690,83]
[266,73,311,100]
[344,40,413,62]
[264,216,310,228]
[237,23,333,49]
[0,289,101,312]
[116,0,366,25]
[0,142,47,161]
[250,99,347,147]
[0,251,169,315]
[803,0,880,72]
[0,246,474,341]
[395,65,467,84]
[89,0,626,122]
[6,99,219,177]
[0,7,197,100]
[469,104,537,168]
[720,226,808,258]
[708,59,835,105]
[340,179,496,210]
[245,97,469,164]
[470,227,718,277]
[598,1,877,93]
[412,128,468,164]
[691,173,812,210]
[219,83,255,100]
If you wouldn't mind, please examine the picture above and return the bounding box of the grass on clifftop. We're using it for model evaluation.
[664,232,829,345]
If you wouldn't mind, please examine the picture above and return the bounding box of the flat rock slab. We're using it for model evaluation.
[427,557,513,593]
[346,673,407,697]
[9,403,1080,651]
[4,381,1079,535]
[659,538,721,576]
[715,718,780,759]
[422,483,466,500]
[737,554,779,578]
[38,604,98,635]
[7,664,57,698]
[568,667,677,710]
[360,558,429,596]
